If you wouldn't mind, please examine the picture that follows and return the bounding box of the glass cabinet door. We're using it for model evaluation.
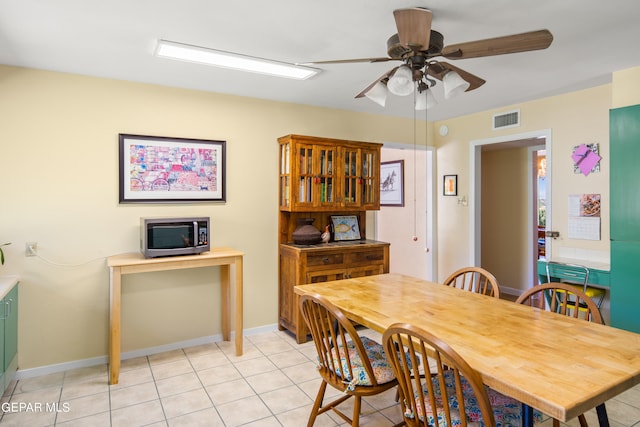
[296,144,315,208]
[279,142,291,209]
[360,148,379,209]
[316,146,337,206]
[343,147,359,207]
[342,147,379,209]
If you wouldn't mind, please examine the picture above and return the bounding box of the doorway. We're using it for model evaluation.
[531,146,547,284]
[470,130,552,293]
[376,144,436,281]
[533,148,547,255]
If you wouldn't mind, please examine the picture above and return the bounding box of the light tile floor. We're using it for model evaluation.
[0,328,639,426]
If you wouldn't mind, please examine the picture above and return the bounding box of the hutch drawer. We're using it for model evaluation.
[278,241,389,343]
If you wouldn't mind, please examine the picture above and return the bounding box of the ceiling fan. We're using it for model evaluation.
[303,8,553,109]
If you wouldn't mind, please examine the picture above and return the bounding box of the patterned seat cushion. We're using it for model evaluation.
[326,336,397,389]
[406,370,542,427]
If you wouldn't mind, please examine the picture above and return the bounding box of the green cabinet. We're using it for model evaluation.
[610,241,640,332]
[611,104,640,241]
[610,105,640,332]
[3,285,18,389]
[0,299,4,391]
[0,280,18,393]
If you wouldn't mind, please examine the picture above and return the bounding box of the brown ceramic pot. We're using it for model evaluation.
[292,218,322,245]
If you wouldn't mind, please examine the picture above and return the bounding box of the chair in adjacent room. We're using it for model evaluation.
[516,282,607,427]
[443,266,501,298]
[383,322,541,427]
[298,293,400,427]
[545,261,607,308]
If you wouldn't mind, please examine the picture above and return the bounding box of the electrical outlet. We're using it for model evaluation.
[25,242,37,257]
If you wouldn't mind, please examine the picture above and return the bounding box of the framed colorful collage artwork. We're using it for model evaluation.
[119,134,226,203]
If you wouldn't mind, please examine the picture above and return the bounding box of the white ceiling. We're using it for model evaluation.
[2,0,639,121]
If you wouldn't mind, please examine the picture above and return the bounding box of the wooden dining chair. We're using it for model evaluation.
[443,266,501,298]
[515,281,604,325]
[516,282,606,427]
[383,322,541,427]
[298,293,401,427]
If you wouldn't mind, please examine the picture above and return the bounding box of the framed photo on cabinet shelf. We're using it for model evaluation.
[119,133,226,203]
[331,215,361,241]
[380,160,404,206]
[443,174,458,196]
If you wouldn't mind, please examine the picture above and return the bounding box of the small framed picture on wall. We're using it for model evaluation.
[443,174,457,196]
[380,160,404,206]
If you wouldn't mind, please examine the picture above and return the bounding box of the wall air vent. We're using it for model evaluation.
[492,109,520,130]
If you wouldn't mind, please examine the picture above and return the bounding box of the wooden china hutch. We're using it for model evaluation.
[278,134,390,343]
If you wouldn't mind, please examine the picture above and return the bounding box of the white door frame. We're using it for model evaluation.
[425,147,436,281]
[469,129,552,277]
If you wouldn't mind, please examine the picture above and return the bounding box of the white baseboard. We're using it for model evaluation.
[15,323,279,381]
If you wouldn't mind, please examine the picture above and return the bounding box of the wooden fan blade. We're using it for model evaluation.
[393,8,432,51]
[442,29,553,59]
[298,57,395,66]
[427,61,486,92]
[355,67,398,98]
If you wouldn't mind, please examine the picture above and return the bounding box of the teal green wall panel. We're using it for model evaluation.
[611,241,640,332]
[610,105,640,333]
[610,105,640,241]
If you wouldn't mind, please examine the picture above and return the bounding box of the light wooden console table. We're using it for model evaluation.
[107,247,244,384]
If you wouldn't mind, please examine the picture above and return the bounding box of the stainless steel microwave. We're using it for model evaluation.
[140,217,210,258]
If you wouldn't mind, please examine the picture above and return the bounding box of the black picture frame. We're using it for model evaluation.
[380,160,405,207]
[119,133,226,203]
[443,174,458,196]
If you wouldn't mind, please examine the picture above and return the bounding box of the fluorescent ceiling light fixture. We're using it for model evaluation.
[155,40,319,80]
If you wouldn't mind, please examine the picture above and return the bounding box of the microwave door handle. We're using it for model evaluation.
[193,221,198,245]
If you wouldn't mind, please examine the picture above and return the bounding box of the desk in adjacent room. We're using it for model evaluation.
[107,248,244,385]
[537,258,610,287]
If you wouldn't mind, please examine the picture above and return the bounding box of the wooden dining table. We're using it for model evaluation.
[294,273,640,426]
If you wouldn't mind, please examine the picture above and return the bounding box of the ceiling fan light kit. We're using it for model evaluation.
[442,70,470,99]
[155,40,319,80]
[303,7,552,109]
[387,65,415,96]
[364,81,388,107]
[415,86,437,111]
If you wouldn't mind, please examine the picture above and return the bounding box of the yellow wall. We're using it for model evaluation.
[0,63,628,371]
[0,65,424,369]
[432,84,612,277]
[481,147,531,289]
[612,66,640,107]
